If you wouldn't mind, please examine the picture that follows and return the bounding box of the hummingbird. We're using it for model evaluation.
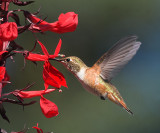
[56,36,141,115]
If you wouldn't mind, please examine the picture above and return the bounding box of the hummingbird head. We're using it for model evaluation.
[55,56,87,74]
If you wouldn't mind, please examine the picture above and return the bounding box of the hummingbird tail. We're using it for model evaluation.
[119,100,133,115]
[107,93,133,115]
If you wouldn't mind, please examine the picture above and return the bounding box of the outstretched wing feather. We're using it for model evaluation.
[93,36,141,81]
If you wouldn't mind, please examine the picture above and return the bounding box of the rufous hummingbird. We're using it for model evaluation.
[56,36,141,115]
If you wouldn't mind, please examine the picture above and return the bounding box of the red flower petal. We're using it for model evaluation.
[43,64,60,89]
[25,39,61,62]
[43,61,67,89]
[33,123,43,133]
[58,12,78,27]
[49,39,62,59]
[17,89,56,99]
[25,53,48,62]
[0,50,7,55]
[37,41,49,57]
[54,39,62,57]
[0,22,18,41]
[40,95,59,118]
[49,12,78,33]
[0,67,6,82]
[44,82,49,91]
[0,66,4,98]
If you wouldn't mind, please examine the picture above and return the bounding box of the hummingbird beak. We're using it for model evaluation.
[53,58,64,62]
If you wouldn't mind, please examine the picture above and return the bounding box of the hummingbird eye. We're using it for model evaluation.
[66,58,70,62]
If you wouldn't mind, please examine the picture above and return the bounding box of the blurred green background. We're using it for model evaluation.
[1,0,160,133]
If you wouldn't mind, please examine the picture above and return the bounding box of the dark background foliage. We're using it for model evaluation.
[1,0,160,133]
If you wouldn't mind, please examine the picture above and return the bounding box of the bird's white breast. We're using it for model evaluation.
[76,67,86,80]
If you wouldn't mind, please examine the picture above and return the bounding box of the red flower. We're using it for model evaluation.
[33,123,43,133]
[24,39,67,89]
[10,86,59,118]
[25,39,62,62]
[49,12,78,33]
[43,61,67,89]
[16,88,56,99]
[26,11,78,33]
[0,22,18,41]
[40,95,59,118]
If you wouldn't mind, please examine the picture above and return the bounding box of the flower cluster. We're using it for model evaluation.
[0,0,78,123]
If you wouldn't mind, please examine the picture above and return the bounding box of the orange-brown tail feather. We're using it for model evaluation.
[108,93,133,115]
[119,99,133,115]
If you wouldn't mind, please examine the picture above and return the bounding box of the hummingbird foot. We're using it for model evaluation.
[100,96,106,100]
[100,92,108,100]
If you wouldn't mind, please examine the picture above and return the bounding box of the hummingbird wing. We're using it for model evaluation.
[94,36,141,81]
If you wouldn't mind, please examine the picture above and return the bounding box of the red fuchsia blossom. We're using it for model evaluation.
[40,95,59,118]
[0,22,18,41]
[32,123,43,133]
[16,88,56,99]
[26,11,78,33]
